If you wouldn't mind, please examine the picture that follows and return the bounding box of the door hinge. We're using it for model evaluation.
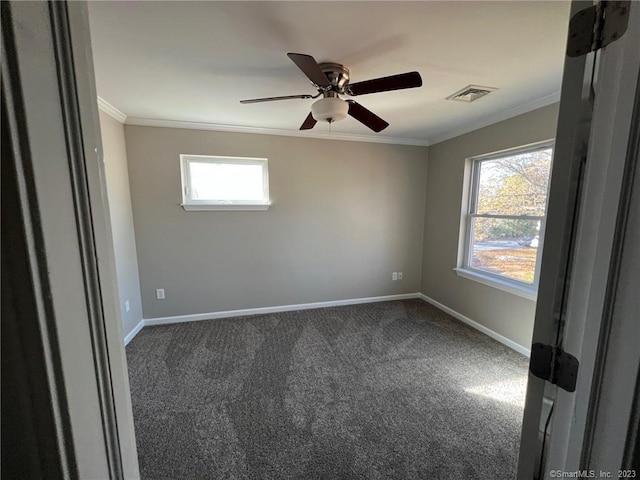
[530,343,580,392]
[567,1,630,57]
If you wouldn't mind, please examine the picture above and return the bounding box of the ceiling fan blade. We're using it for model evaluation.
[347,71,422,96]
[348,101,389,132]
[240,94,314,104]
[287,53,331,88]
[300,112,317,130]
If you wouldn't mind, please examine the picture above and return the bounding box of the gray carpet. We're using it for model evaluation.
[126,299,528,479]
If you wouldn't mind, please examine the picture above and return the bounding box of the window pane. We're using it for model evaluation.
[189,162,265,201]
[470,217,541,284]
[476,148,552,216]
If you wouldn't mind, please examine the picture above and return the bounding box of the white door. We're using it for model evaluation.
[518,1,640,478]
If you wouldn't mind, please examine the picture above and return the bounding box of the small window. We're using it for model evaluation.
[458,141,554,298]
[180,155,270,211]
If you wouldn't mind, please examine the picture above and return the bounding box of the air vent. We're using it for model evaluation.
[447,85,497,102]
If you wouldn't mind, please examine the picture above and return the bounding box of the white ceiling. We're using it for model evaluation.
[88,1,571,145]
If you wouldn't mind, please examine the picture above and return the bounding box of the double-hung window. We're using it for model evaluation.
[458,141,554,298]
[180,155,270,211]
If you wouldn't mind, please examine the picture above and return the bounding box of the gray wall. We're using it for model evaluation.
[124,126,428,318]
[99,111,143,338]
[421,104,560,349]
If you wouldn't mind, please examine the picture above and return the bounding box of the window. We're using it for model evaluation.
[457,141,554,298]
[180,155,270,211]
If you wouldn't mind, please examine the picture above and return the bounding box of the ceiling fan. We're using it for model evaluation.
[240,53,423,133]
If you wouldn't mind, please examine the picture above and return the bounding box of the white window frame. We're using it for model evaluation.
[180,154,270,211]
[455,140,554,300]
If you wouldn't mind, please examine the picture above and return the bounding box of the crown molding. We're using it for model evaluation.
[97,96,127,123]
[107,91,559,147]
[428,91,561,146]
[124,117,431,147]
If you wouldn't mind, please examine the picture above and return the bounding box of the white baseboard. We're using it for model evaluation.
[417,293,531,357]
[144,293,421,326]
[124,319,145,346]
[131,293,531,357]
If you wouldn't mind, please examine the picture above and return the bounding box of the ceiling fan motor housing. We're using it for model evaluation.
[319,63,350,92]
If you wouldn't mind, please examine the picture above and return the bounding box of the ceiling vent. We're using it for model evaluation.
[447,85,497,102]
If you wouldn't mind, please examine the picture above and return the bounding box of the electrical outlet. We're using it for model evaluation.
[125,300,130,312]
[398,272,403,280]
[392,272,398,281]
[156,288,165,300]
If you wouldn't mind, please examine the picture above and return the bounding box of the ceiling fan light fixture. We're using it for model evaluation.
[311,97,349,123]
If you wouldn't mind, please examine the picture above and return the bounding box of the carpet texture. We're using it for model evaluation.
[126,299,528,479]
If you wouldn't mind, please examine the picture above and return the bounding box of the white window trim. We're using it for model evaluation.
[457,139,555,298]
[181,203,270,212]
[454,268,538,301]
[180,154,271,211]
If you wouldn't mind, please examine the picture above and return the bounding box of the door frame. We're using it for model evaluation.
[518,1,640,478]
[1,2,139,478]
[544,2,640,474]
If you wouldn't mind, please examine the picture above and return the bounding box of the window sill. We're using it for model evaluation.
[181,203,270,211]
[454,267,537,301]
